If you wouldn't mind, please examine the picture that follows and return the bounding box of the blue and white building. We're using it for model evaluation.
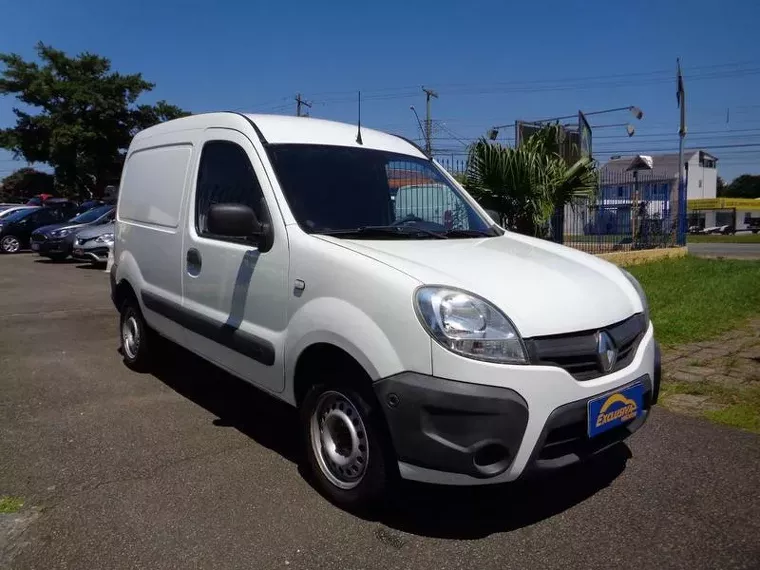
[572,150,718,236]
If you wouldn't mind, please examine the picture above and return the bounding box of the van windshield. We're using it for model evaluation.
[267,144,499,239]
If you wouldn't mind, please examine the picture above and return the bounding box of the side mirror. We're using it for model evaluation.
[207,203,262,237]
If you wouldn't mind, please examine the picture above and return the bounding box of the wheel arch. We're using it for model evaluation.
[292,343,373,407]
[284,298,408,406]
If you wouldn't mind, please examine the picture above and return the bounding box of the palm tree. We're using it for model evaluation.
[464,125,597,237]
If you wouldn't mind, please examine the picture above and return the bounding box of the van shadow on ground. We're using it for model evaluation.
[148,342,631,540]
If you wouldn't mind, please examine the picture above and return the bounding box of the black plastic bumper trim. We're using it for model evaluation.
[652,341,662,405]
[525,375,654,474]
[373,373,529,479]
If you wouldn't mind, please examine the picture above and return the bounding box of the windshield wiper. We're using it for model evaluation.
[441,228,499,238]
[318,225,447,239]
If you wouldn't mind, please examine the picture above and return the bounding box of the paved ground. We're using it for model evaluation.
[2,254,760,570]
[660,319,760,419]
[688,242,760,259]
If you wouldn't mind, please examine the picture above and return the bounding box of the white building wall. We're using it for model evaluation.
[686,154,718,200]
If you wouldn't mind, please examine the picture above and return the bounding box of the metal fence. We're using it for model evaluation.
[555,170,685,254]
[439,159,686,254]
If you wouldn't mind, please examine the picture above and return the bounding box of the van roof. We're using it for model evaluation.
[132,112,426,159]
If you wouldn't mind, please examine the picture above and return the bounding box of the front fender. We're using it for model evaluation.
[283,296,432,403]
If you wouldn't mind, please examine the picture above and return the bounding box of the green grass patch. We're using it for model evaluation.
[628,256,760,346]
[687,234,760,243]
[706,404,760,432]
[660,381,760,433]
[0,496,24,514]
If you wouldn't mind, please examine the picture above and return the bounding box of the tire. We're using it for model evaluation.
[301,378,395,511]
[0,235,22,254]
[119,298,154,372]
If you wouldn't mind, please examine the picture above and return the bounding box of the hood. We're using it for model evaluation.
[320,233,641,338]
[35,222,82,236]
[76,222,114,240]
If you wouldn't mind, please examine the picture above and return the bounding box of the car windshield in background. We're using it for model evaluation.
[69,205,113,224]
[0,208,35,223]
[267,145,498,239]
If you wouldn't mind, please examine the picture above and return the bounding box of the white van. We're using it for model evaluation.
[111,113,660,508]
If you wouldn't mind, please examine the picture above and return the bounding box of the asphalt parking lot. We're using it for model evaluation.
[1,254,759,569]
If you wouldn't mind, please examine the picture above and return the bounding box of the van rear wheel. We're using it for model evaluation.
[119,299,154,372]
[301,380,394,511]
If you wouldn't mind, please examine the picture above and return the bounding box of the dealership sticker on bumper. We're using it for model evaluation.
[588,382,644,437]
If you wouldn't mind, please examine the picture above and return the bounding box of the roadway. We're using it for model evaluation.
[688,242,760,259]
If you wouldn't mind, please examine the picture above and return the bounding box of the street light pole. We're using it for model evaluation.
[488,106,643,141]
[409,106,425,144]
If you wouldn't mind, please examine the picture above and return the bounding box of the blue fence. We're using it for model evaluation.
[555,170,684,254]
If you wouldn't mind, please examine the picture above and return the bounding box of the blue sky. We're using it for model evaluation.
[1,0,759,182]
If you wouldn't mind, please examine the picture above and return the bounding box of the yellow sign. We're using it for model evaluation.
[595,393,638,428]
[688,198,760,211]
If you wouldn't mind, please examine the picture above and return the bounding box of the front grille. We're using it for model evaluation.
[524,314,646,381]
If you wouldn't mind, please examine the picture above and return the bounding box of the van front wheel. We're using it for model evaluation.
[301,381,393,510]
[119,299,154,372]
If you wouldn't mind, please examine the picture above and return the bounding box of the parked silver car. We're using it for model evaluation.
[72,222,114,265]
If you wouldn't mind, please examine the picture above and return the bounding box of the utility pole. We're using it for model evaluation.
[676,59,687,245]
[422,87,438,155]
[295,93,312,117]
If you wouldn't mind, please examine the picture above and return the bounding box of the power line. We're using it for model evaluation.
[310,65,760,107]
[305,59,760,100]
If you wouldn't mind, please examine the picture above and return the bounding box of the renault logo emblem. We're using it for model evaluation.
[597,331,618,373]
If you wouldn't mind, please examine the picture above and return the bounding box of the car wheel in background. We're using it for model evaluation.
[0,235,22,253]
[119,298,155,372]
[301,378,395,511]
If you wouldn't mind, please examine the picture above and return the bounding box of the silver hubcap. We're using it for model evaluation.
[310,391,369,490]
[122,314,140,360]
[2,236,20,253]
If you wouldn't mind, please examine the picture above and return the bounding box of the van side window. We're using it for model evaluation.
[195,141,267,239]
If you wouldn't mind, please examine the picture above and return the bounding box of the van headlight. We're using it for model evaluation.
[620,268,650,324]
[414,286,527,364]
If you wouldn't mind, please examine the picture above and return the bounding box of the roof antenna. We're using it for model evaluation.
[356,91,363,145]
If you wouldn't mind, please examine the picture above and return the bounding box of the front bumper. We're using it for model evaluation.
[72,245,110,263]
[31,237,72,255]
[375,323,660,485]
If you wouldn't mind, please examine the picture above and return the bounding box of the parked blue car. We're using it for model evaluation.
[30,205,115,261]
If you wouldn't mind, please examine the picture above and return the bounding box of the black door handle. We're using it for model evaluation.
[186,248,202,276]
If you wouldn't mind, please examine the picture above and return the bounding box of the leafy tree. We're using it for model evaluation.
[716,176,727,196]
[0,167,54,200]
[463,125,597,236]
[722,174,760,199]
[0,42,188,199]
